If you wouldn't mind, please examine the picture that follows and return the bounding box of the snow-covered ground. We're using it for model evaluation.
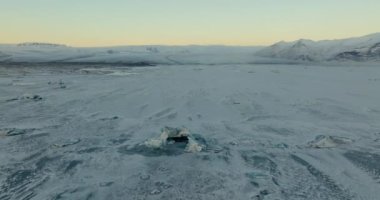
[0,64,380,200]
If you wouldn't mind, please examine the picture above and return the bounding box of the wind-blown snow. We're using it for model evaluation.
[0,64,380,199]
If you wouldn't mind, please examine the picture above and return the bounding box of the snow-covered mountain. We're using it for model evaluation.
[1,33,380,64]
[255,33,380,62]
[0,44,262,65]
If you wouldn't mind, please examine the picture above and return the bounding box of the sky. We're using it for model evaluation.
[1,0,379,47]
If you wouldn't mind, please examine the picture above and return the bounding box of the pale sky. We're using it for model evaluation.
[1,0,379,46]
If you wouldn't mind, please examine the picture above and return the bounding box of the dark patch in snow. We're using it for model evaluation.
[5,94,43,102]
[77,147,106,154]
[51,139,81,148]
[167,135,189,143]
[0,128,35,137]
[344,151,380,181]
[35,156,62,171]
[64,160,83,174]
[118,142,187,157]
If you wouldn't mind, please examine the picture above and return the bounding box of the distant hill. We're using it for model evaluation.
[17,42,67,48]
[0,44,261,65]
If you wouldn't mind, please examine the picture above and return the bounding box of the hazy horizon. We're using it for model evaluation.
[1,0,380,47]
[1,32,379,48]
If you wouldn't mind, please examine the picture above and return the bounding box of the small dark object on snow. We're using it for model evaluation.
[167,135,189,143]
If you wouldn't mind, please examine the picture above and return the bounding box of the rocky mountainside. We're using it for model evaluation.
[255,33,380,62]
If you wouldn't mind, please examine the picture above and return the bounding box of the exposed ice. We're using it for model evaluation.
[145,127,204,153]
[184,137,204,153]
[308,135,354,148]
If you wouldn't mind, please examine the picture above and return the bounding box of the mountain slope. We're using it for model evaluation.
[255,33,380,62]
[1,33,380,64]
[0,44,262,65]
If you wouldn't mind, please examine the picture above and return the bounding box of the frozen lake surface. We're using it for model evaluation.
[0,64,380,200]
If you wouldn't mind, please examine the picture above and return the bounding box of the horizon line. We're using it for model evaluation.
[1,32,379,48]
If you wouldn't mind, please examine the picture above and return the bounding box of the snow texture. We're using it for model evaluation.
[0,63,380,199]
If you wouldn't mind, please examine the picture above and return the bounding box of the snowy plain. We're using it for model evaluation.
[0,63,380,200]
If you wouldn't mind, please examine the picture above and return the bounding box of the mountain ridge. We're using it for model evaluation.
[256,33,380,62]
[1,33,379,64]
